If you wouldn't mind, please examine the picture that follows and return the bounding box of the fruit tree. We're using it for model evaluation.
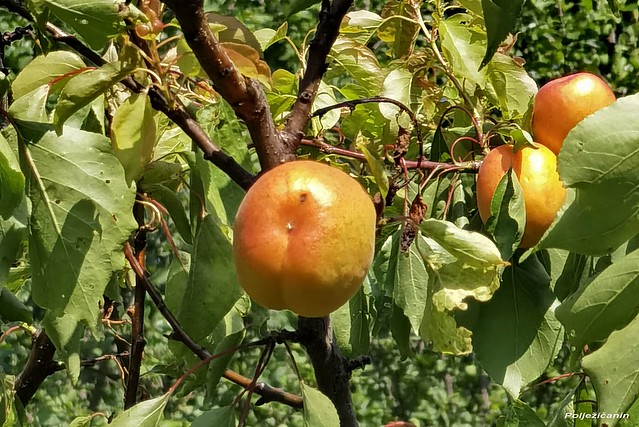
[0,0,639,426]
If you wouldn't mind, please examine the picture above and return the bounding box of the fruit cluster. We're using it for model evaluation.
[477,72,616,248]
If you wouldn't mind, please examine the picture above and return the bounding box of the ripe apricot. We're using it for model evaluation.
[233,161,377,317]
[532,72,615,154]
[476,144,566,248]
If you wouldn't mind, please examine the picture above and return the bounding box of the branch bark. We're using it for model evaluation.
[283,0,354,141]
[161,0,361,423]
[14,331,59,406]
[298,316,358,426]
[124,199,148,409]
[162,0,296,169]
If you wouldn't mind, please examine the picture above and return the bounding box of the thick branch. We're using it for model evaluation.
[162,0,294,169]
[283,0,354,142]
[298,316,358,427]
[15,331,58,406]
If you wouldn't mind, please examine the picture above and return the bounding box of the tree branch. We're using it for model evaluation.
[1,8,256,191]
[162,0,295,169]
[298,316,358,427]
[124,199,148,409]
[123,243,303,409]
[14,331,58,406]
[283,0,354,142]
[0,0,32,22]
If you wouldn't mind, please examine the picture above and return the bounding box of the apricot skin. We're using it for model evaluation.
[532,72,615,154]
[476,144,566,248]
[233,161,377,318]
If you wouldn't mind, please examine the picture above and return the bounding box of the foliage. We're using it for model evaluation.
[0,0,638,426]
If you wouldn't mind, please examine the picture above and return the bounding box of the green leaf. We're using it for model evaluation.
[192,406,236,427]
[331,285,371,357]
[0,133,24,219]
[469,257,563,397]
[439,14,487,90]
[54,48,138,132]
[327,38,383,96]
[480,0,526,68]
[21,127,136,344]
[146,185,192,245]
[206,308,246,393]
[379,68,412,123]
[301,382,340,427]
[176,215,242,343]
[35,0,126,50]
[607,0,620,15]
[43,312,83,382]
[286,0,320,17]
[556,248,639,349]
[538,94,639,255]
[109,393,169,426]
[357,141,389,198]
[0,288,32,323]
[485,53,538,120]
[485,168,526,260]
[313,81,340,130]
[393,242,429,334]
[0,215,27,287]
[193,102,254,227]
[111,93,157,183]
[498,400,545,426]
[582,314,639,426]
[207,13,263,55]
[11,51,85,100]
[69,415,93,427]
[340,10,383,44]
[254,22,288,51]
[0,370,21,427]
[377,0,420,59]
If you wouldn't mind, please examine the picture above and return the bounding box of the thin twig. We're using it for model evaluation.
[311,96,423,146]
[123,243,304,408]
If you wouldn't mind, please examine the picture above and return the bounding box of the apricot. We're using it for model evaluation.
[532,72,615,154]
[233,161,377,317]
[476,144,566,248]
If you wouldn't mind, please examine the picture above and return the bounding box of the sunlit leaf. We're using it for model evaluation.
[31,0,126,50]
[301,382,340,427]
[582,314,639,426]
[537,94,639,255]
[327,37,383,95]
[111,93,157,183]
[54,47,138,132]
[109,393,169,426]
[378,0,420,59]
[11,51,85,99]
